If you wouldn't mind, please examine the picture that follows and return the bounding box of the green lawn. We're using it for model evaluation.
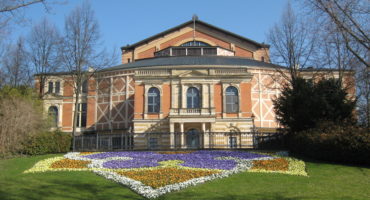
[0,154,369,200]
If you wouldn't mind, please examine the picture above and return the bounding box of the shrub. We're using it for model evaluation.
[22,130,72,155]
[289,122,370,165]
[0,86,44,157]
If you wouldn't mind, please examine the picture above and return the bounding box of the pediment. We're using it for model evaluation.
[178,70,208,77]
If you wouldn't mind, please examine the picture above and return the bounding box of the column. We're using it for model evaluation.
[180,123,185,148]
[171,82,177,108]
[170,123,175,149]
[181,85,187,109]
[209,83,215,114]
[202,84,208,110]
[203,123,209,149]
[200,123,205,148]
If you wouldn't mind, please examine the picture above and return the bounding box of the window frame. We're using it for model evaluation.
[147,87,160,113]
[225,86,239,113]
[48,81,53,93]
[55,81,60,94]
[48,106,58,127]
[180,41,210,47]
[82,80,88,94]
[76,103,87,128]
[187,87,201,109]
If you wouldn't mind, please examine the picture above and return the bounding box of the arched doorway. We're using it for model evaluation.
[186,128,200,149]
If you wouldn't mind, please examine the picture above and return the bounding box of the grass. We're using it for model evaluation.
[0,154,369,200]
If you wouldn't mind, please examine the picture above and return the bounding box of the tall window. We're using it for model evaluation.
[48,82,53,93]
[225,86,239,113]
[187,87,200,109]
[55,81,60,94]
[148,87,160,113]
[180,41,210,46]
[48,106,58,127]
[82,80,88,94]
[77,103,87,127]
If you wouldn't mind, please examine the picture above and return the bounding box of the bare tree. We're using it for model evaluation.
[267,1,318,82]
[27,18,60,96]
[310,21,357,87]
[0,0,48,52]
[355,58,370,127]
[60,1,116,150]
[2,37,32,86]
[0,0,45,13]
[305,0,369,68]
[303,0,369,127]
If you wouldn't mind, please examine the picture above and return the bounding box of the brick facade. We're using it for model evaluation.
[35,19,355,149]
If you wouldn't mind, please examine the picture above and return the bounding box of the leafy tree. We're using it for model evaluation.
[273,77,356,133]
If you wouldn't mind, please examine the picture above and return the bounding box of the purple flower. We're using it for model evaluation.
[84,151,269,170]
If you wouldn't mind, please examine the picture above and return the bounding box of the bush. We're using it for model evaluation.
[289,122,370,165]
[22,130,72,155]
[0,86,44,157]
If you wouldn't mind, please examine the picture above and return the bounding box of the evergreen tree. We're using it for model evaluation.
[273,77,356,133]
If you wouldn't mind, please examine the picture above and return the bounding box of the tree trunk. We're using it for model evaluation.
[72,83,81,152]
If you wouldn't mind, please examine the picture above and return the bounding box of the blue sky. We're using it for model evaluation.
[14,0,290,56]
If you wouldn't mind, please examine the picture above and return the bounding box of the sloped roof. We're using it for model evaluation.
[99,56,284,72]
[121,19,269,50]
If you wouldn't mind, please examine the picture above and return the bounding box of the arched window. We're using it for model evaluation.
[148,87,160,113]
[180,41,210,47]
[48,106,58,127]
[187,87,200,109]
[225,86,239,113]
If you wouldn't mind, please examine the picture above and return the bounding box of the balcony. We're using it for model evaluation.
[154,46,234,57]
[169,108,215,116]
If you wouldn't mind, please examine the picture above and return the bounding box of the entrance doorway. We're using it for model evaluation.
[186,129,200,148]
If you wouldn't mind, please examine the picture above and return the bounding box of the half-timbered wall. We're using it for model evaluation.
[96,71,135,131]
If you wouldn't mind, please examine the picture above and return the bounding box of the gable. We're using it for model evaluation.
[121,19,270,63]
[122,20,268,51]
[177,70,208,77]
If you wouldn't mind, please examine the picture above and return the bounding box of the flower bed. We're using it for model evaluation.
[25,150,307,198]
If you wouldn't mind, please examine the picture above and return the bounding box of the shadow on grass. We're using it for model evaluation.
[161,192,310,200]
[0,175,145,200]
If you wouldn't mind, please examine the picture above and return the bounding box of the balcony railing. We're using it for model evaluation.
[169,108,215,116]
[135,69,171,76]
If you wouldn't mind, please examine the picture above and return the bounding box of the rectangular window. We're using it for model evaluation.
[82,80,88,94]
[172,48,186,56]
[148,92,160,113]
[55,81,60,94]
[149,138,158,149]
[229,137,237,148]
[226,95,238,113]
[203,48,217,55]
[48,82,53,93]
[187,48,201,56]
[77,103,87,127]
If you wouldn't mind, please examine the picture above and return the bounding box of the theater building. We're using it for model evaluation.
[36,19,350,150]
